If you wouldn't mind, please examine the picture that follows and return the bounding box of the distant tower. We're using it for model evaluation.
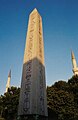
[6,70,11,92]
[71,51,78,75]
[18,8,48,119]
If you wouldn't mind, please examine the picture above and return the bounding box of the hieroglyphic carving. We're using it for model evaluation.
[23,14,36,112]
[39,62,44,114]
[19,9,48,116]
[23,91,30,113]
[23,60,32,112]
[39,36,42,58]
[27,16,35,60]
[39,18,42,59]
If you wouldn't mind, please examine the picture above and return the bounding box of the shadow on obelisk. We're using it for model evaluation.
[18,58,48,120]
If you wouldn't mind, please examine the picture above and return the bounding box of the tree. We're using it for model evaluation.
[47,78,78,120]
[0,86,20,120]
[68,75,78,109]
[1,75,78,120]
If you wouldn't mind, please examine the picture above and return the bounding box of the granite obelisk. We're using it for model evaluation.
[18,8,48,119]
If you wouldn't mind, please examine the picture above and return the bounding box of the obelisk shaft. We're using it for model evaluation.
[18,8,48,118]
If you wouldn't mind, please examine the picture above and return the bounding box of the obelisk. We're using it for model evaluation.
[18,8,48,119]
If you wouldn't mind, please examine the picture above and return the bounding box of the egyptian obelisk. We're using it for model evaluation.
[18,8,48,119]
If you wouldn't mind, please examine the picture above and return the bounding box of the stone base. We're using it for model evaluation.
[18,115,48,120]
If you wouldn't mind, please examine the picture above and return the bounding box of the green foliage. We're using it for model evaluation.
[0,86,20,120]
[47,76,78,120]
[0,75,78,120]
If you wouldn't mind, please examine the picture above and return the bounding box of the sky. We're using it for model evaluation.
[0,0,78,95]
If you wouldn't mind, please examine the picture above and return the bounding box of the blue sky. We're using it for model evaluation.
[0,0,78,95]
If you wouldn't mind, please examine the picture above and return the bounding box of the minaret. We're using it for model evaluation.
[71,51,78,75]
[18,8,48,119]
[6,70,11,92]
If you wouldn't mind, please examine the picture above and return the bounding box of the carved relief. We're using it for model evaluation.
[39,62,44,114]
[39,19,42,59]
[23,92,30,113]
[19,9,48,116]
[23,15,36,113]
[23,60,32,113]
